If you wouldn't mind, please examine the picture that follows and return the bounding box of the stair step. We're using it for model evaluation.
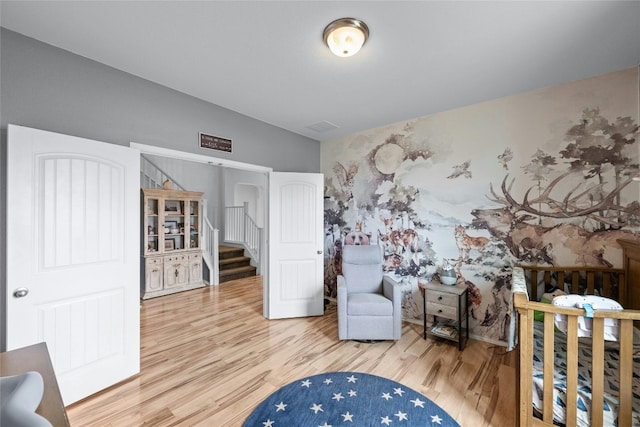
[218,245,257,282]
[219,256,251,270]
[219,245,245,260]
[219,265,257,283]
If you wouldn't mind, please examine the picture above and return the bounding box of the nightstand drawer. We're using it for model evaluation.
[428,302,457,320]
[426,291,458,307]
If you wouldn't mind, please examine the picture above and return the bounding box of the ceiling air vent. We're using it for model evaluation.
[306,121,339,133]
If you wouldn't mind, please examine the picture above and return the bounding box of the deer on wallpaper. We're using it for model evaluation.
[471,171,639,267]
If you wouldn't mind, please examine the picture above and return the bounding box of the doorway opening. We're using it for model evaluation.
[131,142,271,287]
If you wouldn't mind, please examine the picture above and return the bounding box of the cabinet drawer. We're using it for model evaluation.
[189,253,201,261]
[146,257,162,267]
[428,302,457,320]
[426,290,458,307]
[164,254,189,263]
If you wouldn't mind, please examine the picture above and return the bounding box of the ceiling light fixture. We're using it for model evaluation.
[323,18,369,58]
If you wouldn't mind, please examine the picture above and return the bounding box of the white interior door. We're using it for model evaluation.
[267,172,324,319]
[6,124,140,405]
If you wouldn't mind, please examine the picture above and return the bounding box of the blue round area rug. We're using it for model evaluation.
[243,371,460,426]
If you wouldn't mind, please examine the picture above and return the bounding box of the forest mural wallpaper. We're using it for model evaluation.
[321,67,640,344]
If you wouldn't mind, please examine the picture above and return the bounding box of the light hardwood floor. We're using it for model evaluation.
[66,276,516,426]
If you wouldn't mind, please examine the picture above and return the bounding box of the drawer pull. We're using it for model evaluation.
[438,296,443,300]
[438,309,443,313]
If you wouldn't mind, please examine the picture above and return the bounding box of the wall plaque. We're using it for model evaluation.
[199,132,232,153]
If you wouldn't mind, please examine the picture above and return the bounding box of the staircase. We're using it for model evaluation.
[219,245,257,283]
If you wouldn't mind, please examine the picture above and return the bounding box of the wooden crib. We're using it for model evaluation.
[513,265,640,427]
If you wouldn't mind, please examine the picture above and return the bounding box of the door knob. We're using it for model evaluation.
[317,250,323,254]
[13,287,29,298]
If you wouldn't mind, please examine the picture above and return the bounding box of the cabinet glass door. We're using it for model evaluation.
[146,198,159,254]
[163,199,185,251]
[189,200,200,249]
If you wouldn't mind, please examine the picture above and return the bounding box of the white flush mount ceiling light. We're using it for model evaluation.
[323,18,369,58]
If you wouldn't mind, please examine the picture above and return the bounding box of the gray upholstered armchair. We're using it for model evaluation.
[337,245,402,341]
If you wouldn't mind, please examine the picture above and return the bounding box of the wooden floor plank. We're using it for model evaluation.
[66,276,516,426]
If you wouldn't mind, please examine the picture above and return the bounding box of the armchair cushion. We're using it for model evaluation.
[341,246,384,294]
[347,293,393,316]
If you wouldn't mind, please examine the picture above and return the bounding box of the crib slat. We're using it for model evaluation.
[586,271,595,295]
[565,316,578,427]
[571,271,580,294]
[543,270,551,288]
[517,303,534,427]
[602,273,611,298]
[557,271,565,292]
[531,270,538,302]
[542,313,555,424]
[619,319,633,426]
[590,318,605,427]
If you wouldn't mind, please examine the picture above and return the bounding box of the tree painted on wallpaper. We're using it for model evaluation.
[473,108,640,268]
[561,108,640,229]
[522,149,557,225]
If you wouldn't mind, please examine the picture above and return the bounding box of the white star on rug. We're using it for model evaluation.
[348,389,357,397]
[342,411,354,422]
[381,415,392,425]
[301,379,312,388]
[274,401,287,412]
[431,414,443,424]
[332,392,344,401]
[393,387,405,396]
[346,375,358,383]
[410,397,425,407]
[395,410,408,420]
[324,378,333,385]
[262,419,274,427]
[318,423,332,427]
[381,392,392,401]
[310,403,324,414]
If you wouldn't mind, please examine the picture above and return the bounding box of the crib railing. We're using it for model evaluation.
[519,265,625,304]
[514,261,640,427]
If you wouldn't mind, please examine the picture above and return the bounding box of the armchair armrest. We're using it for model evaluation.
[337,274,347,299]
[382,275,401,301]
[337,274,348,339]
[383,275,403,340]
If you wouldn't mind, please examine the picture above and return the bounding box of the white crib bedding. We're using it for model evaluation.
[531,321,640,426]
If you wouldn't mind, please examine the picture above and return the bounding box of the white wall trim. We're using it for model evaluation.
[130,142,273,173]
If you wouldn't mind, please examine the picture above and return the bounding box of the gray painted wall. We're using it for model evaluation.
[0,28,320,350]
[0,29,320,169]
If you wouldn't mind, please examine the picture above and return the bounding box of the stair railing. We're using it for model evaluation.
[140,154,186,190]
[224,203,261,265]
[201,211,219,285]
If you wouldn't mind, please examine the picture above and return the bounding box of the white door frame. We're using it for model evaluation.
[130,142,273,309]
[130,143,272,174]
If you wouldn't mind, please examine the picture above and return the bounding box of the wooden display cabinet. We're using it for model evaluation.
[141,188,205,299]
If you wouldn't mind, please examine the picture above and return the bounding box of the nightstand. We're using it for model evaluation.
[422,281,469,350]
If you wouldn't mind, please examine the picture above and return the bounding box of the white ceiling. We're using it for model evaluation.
[2,1,640,142]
